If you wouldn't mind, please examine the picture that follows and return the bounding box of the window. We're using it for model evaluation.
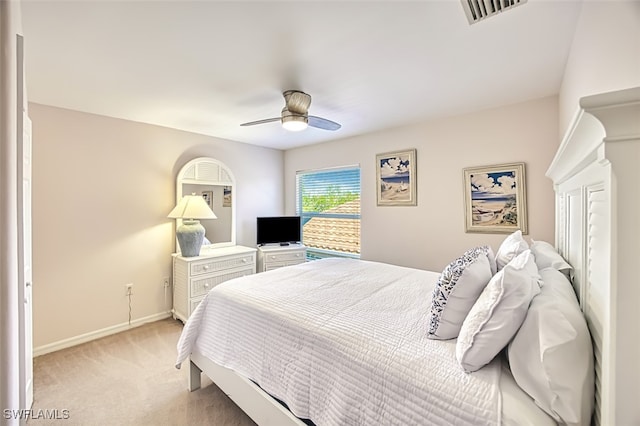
[296,166,361,260]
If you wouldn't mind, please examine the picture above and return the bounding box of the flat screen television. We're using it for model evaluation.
[256,216,301,246]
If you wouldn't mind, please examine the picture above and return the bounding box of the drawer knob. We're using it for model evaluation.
[203,265,210,270]
[204,283,210,288]
[242,258,247,263]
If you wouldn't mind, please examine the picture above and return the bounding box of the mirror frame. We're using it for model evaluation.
[175,157,236,249]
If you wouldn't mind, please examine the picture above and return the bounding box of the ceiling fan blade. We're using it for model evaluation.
[240,117,281,127]
[308,116,341,131]
[284,90,312,115]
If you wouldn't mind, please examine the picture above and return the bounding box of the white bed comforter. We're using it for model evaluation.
[176,258,501,426]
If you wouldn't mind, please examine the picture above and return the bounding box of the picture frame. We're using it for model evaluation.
[376,149,417,206]
[223,186,232,207]
[201,190,213,210]
[463,162,527,234]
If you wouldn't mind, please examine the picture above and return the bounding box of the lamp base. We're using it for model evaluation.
[176,220,205,257]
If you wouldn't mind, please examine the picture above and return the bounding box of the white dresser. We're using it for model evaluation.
[257,244,306,272]
[172,245,257,322]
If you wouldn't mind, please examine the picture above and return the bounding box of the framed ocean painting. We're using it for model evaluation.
[463,162,527,234]
[376,149,417,206]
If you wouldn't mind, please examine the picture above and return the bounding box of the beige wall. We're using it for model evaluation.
[30,103,283,349]
[284,96,558,272]
[559,1,640,136]
[32,97,559,351]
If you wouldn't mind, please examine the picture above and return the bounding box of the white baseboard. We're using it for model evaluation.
[34,311,173,357]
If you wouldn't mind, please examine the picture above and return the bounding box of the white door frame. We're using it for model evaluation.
[0,3,24,423]
[17,31,33,409]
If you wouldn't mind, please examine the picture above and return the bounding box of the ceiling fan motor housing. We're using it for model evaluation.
[283,90,312,114]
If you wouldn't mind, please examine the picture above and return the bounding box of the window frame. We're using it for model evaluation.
[295,165,361,260]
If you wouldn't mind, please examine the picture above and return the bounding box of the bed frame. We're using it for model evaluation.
[188,351,304,425]
[188,86,640,426]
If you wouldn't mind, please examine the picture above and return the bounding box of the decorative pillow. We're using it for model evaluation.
[507,268,594,425]
[495,230,529,271]
[456,249,541,372]
[530,239,573,273]
[427,246,495,340]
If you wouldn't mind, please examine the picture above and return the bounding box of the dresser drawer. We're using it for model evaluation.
[257,245,306,273]
[190,276,216,298]
[265,259,305,271]
[190,266,255,297]
[190,254,255,276]
[264,251,305,263]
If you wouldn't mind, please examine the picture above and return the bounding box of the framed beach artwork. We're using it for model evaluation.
[463,162,527,234]
[376,149,417,206]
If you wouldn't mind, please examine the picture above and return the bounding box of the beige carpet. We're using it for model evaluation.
[30,318,256,426]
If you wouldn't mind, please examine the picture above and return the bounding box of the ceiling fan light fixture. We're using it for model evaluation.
[282,115,308,132]
[240,90,340,131]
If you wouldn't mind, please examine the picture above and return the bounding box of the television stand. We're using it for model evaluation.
[257,244,306,272]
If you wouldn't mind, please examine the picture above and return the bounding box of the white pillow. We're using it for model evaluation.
[456,249,541,372]
[507,268,594,425]
[427,246,495,340]
[530,239,573,273]
[495,230,529,271]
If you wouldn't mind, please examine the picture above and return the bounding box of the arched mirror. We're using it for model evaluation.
[175,157,235,250]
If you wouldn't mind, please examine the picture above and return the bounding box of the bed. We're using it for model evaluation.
[177,255,566,426]
[175,86,639,426]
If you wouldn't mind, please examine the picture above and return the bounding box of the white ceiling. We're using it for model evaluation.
[20,0,583,150]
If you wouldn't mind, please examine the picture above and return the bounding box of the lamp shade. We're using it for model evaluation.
[168,194,217,220]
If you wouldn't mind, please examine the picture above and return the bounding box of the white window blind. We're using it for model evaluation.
[296,166,361,259]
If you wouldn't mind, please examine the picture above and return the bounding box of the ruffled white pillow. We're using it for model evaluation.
[456,249,541,372]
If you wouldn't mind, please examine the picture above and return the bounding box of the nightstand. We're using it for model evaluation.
[172,245,256,322]
[257,244,306,272]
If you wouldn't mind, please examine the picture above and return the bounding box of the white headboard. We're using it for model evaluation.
[546,87,640,426]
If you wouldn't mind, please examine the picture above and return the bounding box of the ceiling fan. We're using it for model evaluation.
[240,90,341,132]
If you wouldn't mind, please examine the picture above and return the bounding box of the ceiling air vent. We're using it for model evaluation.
[461,0,527,25]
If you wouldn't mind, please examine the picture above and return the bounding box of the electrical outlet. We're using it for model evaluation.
[125,283,133,296]
[163,277,170,288]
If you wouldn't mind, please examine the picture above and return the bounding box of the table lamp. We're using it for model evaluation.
[168,193,217,257]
